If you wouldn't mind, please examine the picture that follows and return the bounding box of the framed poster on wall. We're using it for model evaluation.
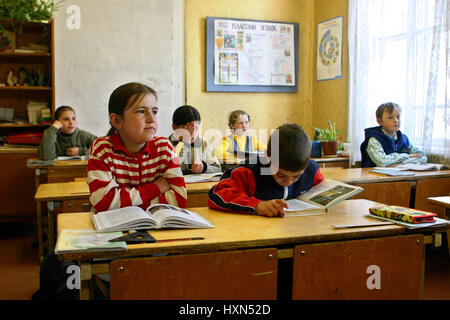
[206,17,299,92]
[316,16,343,81]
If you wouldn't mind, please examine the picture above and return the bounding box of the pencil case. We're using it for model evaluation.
[369,205,437,224]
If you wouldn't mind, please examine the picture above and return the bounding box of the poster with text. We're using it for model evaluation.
[317,16,343,81]
[213,19,295,86]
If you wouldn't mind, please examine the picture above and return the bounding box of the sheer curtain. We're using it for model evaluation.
[348,0,450,166]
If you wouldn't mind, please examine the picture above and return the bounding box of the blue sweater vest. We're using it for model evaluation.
[360,126,410,167]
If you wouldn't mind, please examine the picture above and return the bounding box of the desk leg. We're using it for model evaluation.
[80,262,93,300]
[36,201,43,262]
[34,168,40,190]
[446,208,450,256]
[47,201,55,251]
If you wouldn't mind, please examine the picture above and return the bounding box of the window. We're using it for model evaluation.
[349,0,449,162]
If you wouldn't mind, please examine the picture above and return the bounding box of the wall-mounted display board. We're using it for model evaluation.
[206,17,298,92]
[316,16,343,81]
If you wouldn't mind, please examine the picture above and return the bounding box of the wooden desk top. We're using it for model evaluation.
[0,146,37,154]
[321,167,450,184]
[56,199,408,260]
[428,196,450,209]
[311,156,349,163]
[26,158,88,169]
[35,180,217,201]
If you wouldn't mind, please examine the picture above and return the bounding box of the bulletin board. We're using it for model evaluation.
[206,17,299,93]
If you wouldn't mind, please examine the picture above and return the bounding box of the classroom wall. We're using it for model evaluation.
[53,0,185,138]
[185,0,316,143]
[313,0,349,140]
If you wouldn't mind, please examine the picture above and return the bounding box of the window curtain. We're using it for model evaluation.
[348,0,450,166]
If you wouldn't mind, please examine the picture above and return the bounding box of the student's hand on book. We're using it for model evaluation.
[66,147,79,156]
[154,177,171,193]
[255,199,288,217]
[190,161,204,174]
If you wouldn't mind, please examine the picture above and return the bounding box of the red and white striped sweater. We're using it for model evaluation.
[87,134,187,212]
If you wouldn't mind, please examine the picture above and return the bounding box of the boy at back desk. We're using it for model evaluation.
[208,123,323,217]
[360,102,427,167]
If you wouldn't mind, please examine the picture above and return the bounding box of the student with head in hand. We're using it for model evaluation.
[168,104,221,175]
[360,102,427,167]
[209,123,323,217]
[38,105,97,160]
[86,82,187,212]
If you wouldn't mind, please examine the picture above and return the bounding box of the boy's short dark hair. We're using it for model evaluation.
[267,123,311,171]
[376,102,401,119]
[55,105,75,120]
[172,105,201,126]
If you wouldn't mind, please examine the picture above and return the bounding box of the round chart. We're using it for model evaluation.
[319,30,340,66]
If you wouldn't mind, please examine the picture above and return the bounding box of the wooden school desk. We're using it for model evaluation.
[27,158,88,189]
[428,196,450,254]
[34,180,217,261]
[56,199,448,300]
[311,155,349,168]
[321,167,450,217]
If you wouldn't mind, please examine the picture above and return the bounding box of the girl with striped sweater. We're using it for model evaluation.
[87,82,187,212]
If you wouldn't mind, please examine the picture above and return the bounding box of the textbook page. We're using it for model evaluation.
[184,172,222,183]
[56,155,89,161]
[393,163,446,171]
[91,206,154,232]
[284,199,324,216]
[146,204,214,229]
[298,179,363,208]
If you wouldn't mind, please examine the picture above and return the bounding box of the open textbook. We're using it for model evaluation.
[56,155,89,161]
[91,204,215,232]
[55,230,127,253]
[284,179,364,216]
[373,163,447,172]
[393,163,448,171]
[184,172,222,183]
[233,150,266,159]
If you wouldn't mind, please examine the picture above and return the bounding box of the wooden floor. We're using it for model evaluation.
[0,221,449,300]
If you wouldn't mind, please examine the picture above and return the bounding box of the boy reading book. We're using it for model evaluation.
[208,123,324,217]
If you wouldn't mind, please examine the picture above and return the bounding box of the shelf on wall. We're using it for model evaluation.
[0,86,51,91]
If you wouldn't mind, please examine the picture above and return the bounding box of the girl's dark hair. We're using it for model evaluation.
[107,82,157,135]
[228,109,250,128]
[172,105,201,126]
[55,105,75,120]
[267,123,311,172]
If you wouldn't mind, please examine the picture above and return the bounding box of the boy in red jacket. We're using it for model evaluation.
[208,123,323,217]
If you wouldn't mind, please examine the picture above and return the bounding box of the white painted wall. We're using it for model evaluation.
[53,0,185,138]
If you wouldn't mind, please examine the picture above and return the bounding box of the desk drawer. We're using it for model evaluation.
[415,177,450,218]
[110,248,278,300]
[292,234,424,299]
[62,199,91,213]
[352,181,411,207]
[48,167,87,183]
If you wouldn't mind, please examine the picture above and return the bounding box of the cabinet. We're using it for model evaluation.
[0,20,54,220]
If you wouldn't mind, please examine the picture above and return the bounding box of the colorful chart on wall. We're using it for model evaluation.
[317,16,343,81]
[206,17,299,92]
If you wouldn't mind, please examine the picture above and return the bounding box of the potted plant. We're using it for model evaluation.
[314,120,339,156]
[0,0,62,35]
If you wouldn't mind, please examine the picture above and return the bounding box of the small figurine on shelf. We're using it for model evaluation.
[17,66,29,86]
[6,69,17,86]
